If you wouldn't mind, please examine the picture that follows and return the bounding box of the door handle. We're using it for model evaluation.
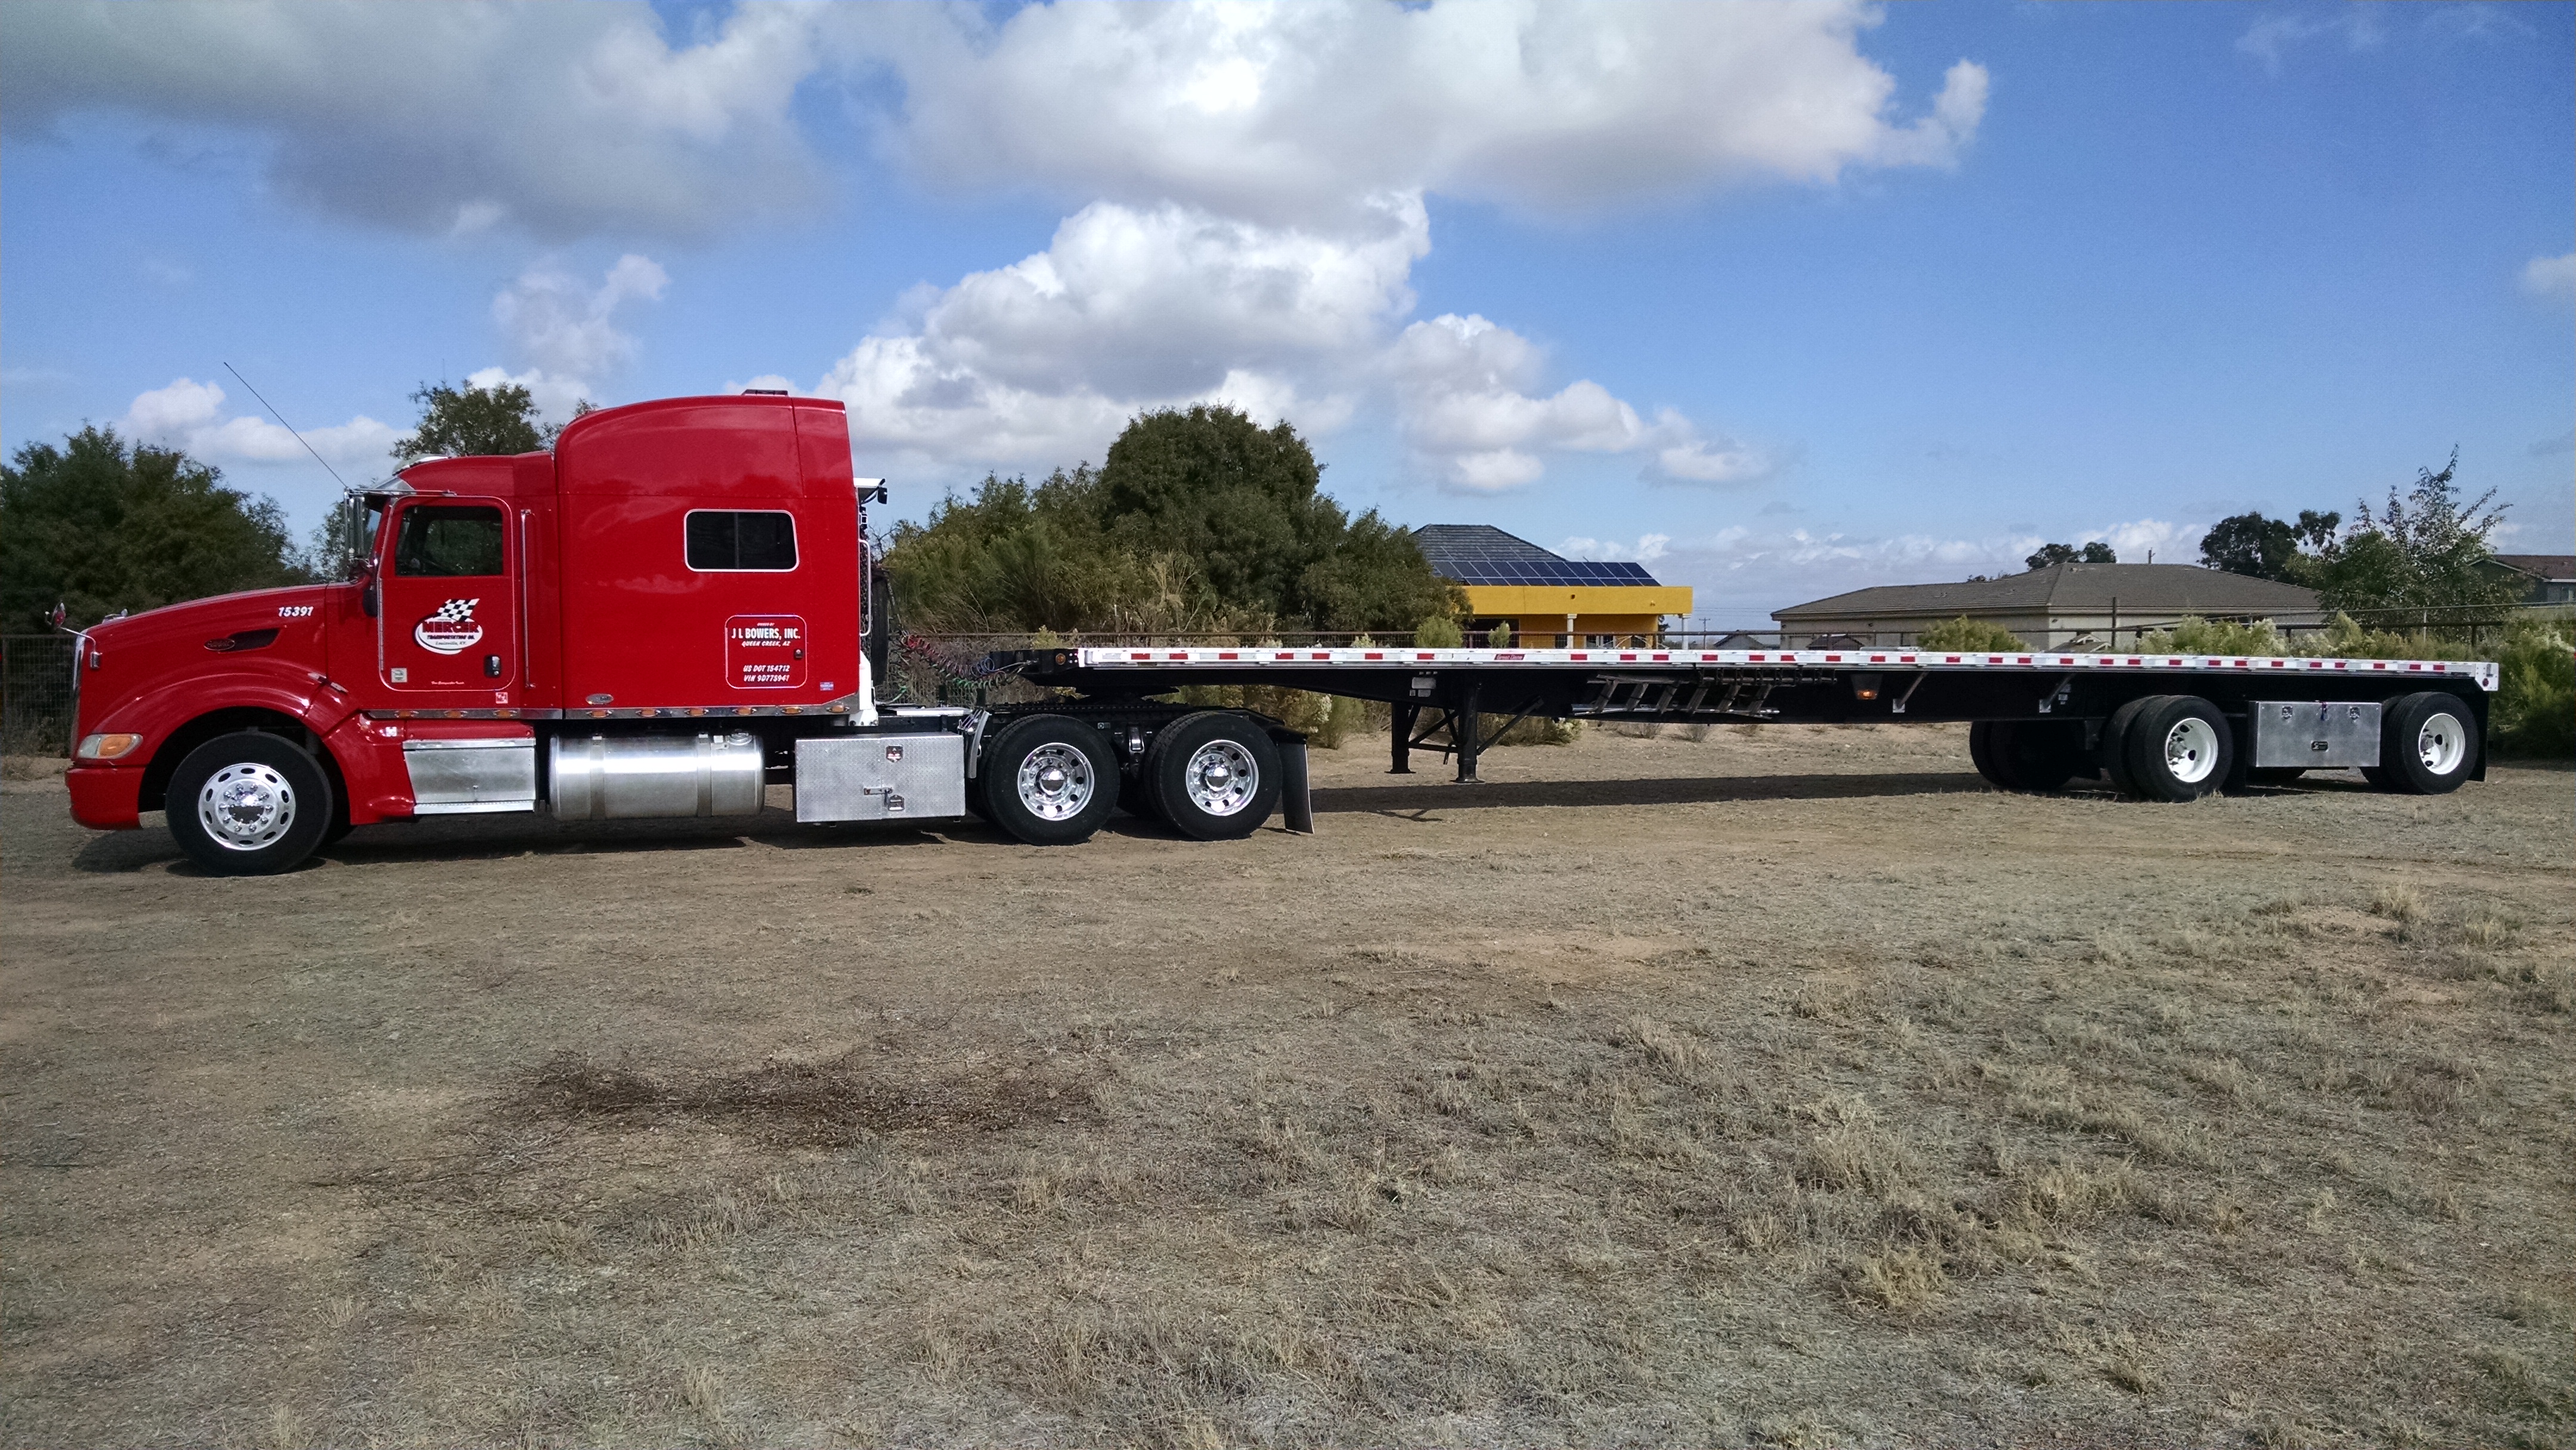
[484,654,503,678]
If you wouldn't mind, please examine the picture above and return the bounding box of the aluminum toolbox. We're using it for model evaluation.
[2248,700,2381,769]
[795,733,967,822]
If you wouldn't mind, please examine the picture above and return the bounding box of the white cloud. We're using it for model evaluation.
[0,4,825,239]
[119,377,397,471]
[2521,251,2576,303]
[2088,518,2202,565]
[1560,532,1672,564]
[2236,10,2385,73]
[878,2,1986,221]
[492,253,669,384]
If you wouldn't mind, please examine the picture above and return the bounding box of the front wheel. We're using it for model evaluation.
[2373,692,2479,795]
[168,732,334,875]
[1144,711,1283,840]
[979,715,1119,845]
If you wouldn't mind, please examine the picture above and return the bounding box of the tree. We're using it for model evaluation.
[391,380,586,461]
[2306,450,2521,626]
[1,426,309,628]
[883,406,1459,635]
[2026,540,2115,571]
[2199,509,2342,581]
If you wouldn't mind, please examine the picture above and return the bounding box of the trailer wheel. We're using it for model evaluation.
[2007,720,2086,792]
[2373,692,2479,795]
[1144,711,1283,840]
[2097,696,2156,798]
[1968,720,2020,790]
[2121,695,2232,802]
[980,715,1118,845]
[167,732,334,875]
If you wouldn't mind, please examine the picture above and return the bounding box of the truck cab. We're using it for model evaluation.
[64,395,886,867]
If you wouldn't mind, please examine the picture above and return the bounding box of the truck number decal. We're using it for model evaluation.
[726,614,807,689]
[277,605,314,618]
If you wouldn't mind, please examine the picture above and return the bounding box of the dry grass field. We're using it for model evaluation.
[4,724,2571,1449]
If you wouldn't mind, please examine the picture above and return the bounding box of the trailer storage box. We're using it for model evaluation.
[2249,700,2380,769]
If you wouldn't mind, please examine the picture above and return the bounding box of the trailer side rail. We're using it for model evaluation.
[1063,646,2500,693]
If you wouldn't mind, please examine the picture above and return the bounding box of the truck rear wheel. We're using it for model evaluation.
[1144,711,1282,840]
[2373,692,2479,795]
[980,715,1118,845]
[2122,695,2232,802]
[168,732,334,875]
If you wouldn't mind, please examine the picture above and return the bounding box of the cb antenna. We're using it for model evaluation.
[222,362,350,491]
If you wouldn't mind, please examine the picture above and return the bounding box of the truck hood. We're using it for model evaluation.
[83,583,339,653]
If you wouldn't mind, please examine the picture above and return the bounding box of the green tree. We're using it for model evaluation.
[2199,509,2341,581]
[2026,540,2115,571]
[0,426,309,628]
[883,406,1458,635]
[391,380,586,461]
[2306,450,2520,626]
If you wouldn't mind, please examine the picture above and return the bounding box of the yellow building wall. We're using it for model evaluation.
[1457,584,1692,645]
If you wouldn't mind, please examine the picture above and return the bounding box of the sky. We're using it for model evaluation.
[2,0,2568,623]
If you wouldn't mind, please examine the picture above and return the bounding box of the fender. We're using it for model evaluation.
[91,663,377,825]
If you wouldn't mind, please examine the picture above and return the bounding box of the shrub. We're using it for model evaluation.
[2138,616,2288,656]
[2490,622,2574,758]
[1415,615,1465,647]
[1916,615,2027,651]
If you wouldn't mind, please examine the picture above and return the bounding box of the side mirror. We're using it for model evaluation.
[361,579,379,618]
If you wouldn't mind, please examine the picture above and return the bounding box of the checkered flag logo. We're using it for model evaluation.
[412,597,487,655]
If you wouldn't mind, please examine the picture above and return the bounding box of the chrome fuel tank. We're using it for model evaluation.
[549,732,764,820]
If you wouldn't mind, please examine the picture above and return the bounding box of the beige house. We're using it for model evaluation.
[1772,562,2327,650]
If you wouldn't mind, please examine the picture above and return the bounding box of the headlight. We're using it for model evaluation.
[75,733,142,760]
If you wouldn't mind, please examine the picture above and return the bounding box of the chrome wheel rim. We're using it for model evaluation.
[198,762,296,851]
[2416,713,2466,774]
[1184,740,1258,816]
[1015,743,1093,821]
[2162,718,2219,785]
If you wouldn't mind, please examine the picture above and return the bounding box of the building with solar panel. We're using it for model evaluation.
[1412,525,1693,647]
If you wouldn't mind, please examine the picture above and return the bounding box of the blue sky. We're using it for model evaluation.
[3,1,2568,621]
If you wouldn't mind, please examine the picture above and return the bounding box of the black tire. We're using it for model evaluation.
[2122,695,2233,803]
[2373,692,2480,795]
[167,732,334,875]
[979,714,1118,845]
[1968,720,2019,790]
[1143,711,1283,840]
[1999,719,2086,792]
[2097,696,2156,798]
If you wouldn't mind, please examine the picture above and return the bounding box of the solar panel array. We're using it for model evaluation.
[1413,525,1664,587]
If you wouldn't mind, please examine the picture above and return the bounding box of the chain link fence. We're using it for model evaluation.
[2,635,79,757]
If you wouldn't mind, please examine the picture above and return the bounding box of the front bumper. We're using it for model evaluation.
[66,764,144,831]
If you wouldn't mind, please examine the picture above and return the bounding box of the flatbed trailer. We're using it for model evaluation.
[58,392,2497,873]
[1014,642,2497,791]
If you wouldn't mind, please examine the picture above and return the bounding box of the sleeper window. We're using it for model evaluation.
[392,506,506,577]
[686,510,797,571]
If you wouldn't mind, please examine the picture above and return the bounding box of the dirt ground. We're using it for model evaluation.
[4,724,2571,1449]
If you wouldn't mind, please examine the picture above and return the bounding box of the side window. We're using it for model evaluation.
[686,510,798,571]
[392,505,506,577]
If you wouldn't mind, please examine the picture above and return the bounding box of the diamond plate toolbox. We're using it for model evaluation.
[2249,699,2381,769]
[794,733,968,822]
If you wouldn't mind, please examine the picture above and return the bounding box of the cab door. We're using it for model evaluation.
[378,498,521,704]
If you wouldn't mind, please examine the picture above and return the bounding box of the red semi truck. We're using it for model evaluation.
[61,394,2496,876]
